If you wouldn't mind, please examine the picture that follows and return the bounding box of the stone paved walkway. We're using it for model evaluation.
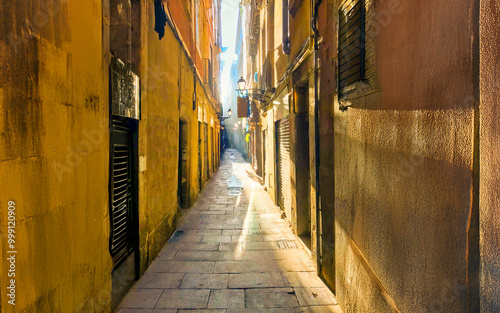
[116,149,342,313]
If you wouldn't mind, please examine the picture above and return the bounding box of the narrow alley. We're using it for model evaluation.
[3,0,500,312]
[116,150,341,312]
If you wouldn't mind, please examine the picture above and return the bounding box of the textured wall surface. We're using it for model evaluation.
[480,0,500,311]
[332,0,478,312]
[136,0,220,274]
[138,2,183,270]
[0,1,112,311]
[0,0,220,311]
[317,0,337,291]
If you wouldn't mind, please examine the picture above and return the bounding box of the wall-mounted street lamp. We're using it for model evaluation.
[236,77,264,101]
[237,77,246,92]
[220,108,232,120]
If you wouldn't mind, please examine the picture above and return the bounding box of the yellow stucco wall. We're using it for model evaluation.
[0,1,113,312]
[120,0,221,286]
[0,0,220,311]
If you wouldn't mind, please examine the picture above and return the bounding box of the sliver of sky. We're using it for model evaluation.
[220,0,239,102]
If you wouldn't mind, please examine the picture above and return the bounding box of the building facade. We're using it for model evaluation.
[241,0,500,312]
[0,0,221,311]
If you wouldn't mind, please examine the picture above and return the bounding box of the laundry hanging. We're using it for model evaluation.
[154,0,167,40]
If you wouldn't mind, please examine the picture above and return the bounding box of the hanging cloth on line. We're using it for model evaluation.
[154,0,167,40]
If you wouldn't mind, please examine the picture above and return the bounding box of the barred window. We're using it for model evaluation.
[338,0,366,96]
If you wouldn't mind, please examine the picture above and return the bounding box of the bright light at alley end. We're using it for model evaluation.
[228,108,232,117]
[237,77,246,91]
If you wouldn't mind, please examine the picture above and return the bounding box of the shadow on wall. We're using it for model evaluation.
[334,131,471,312]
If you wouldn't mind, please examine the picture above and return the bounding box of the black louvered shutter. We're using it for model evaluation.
[338,0,365,94]
[110,118,134,266]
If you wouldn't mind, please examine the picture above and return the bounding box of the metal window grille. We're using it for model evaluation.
[338,0,366,95]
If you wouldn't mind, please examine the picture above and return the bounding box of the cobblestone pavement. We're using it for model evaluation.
[116,149,342,313]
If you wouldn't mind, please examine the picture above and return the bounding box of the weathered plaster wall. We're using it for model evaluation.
[479,0,500,311]
[332,0,478,312]
[0,0,220,311]
[317,0,337,291]
[289,0,311,59]
[138,1,220,271]
[0,1,112,311]
[138,1,183,268]
[273,0,288,81]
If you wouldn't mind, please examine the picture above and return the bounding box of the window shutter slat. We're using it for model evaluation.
[338,0,365,96]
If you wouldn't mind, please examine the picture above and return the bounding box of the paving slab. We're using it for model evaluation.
[228,273,284,288]
[174,242,220,251]
[294,287,338,306]
[282,272,327,287]
[242,260,284,273]
[174,251,221,261]
[118,288,163,309]
[155,289,210,309]
[213,261,244,273]
[180,274,228,289]
[134,273,184,289]
[197,229,224,236]
[156,249,177,261]
[145,260,175,273]
[218,242,243,251]
[202,235,233,243]
[170,261,216,273]
[245,288,300,308]
[208,289,245,309]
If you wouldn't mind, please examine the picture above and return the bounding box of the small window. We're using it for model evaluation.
[338,0,365,96]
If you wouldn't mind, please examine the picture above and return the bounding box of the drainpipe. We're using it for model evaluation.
[283,0,291,55]
[193,70,197,111]
[312,0,322,276]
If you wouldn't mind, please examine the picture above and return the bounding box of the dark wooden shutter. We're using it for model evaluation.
[338,0,365,93]
[110,117,134,266]
[276,117,291,223]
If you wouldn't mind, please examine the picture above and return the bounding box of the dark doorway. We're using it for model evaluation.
[294,86,311,250]
[108,0,141,308]
[178,120,189,208]
[210,126,214,174]
[263,129,268,183]
[276,117,292,223]
[198,122,202,190]
[255,125,263,177]
[109,116,139,309]
[204,122,209,180]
